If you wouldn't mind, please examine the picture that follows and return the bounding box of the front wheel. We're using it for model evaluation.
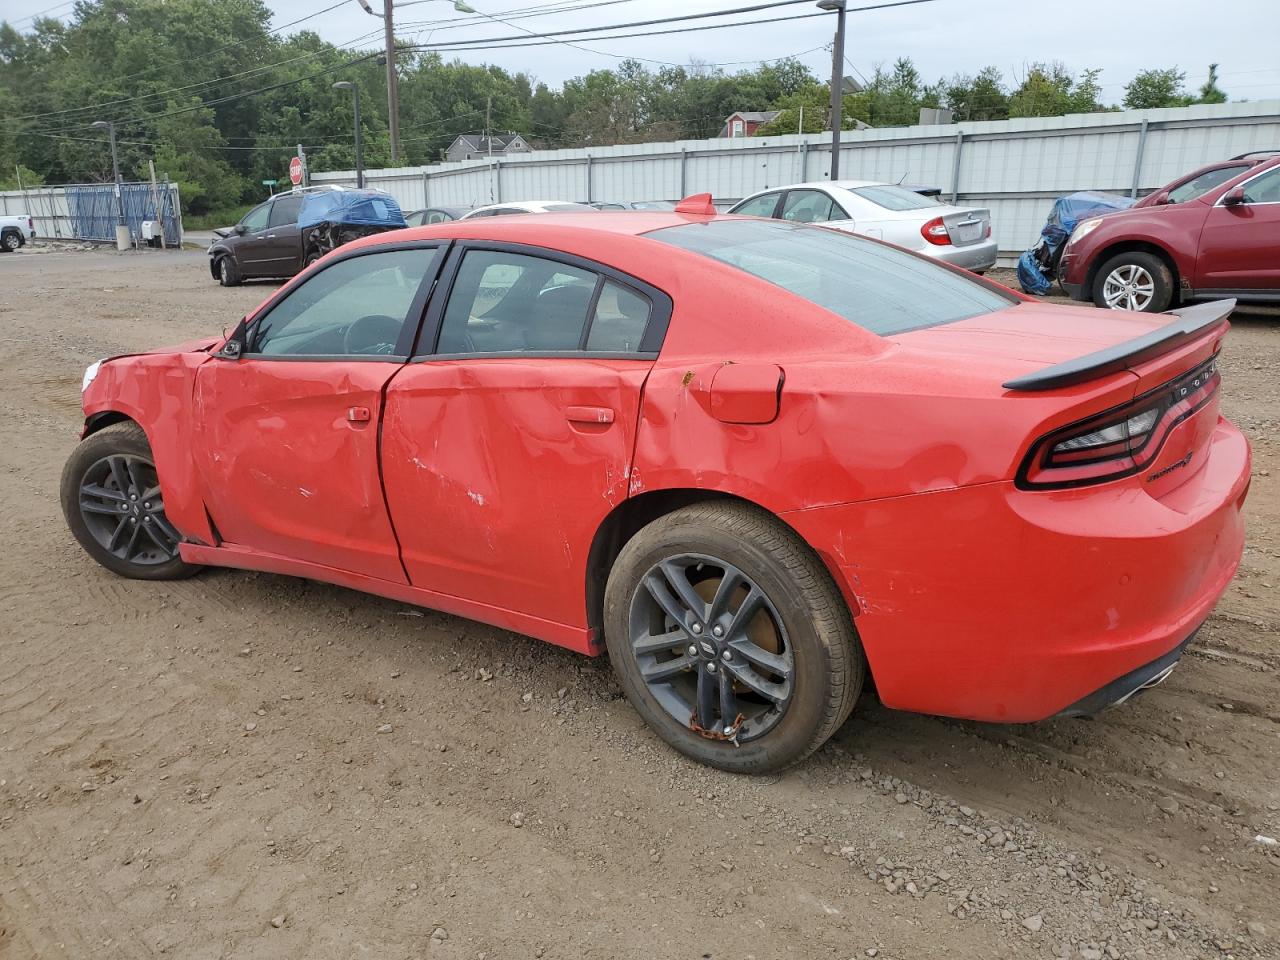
[1092,251,1173,313]
[217,255,241,287]
[60,422,201,580]
[1,231,20,252]
[603,502,863,773]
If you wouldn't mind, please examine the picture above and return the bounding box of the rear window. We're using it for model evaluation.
[651,219,1014,336]
[849,184,940,211]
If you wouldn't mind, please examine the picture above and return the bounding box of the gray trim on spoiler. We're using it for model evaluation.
[1002,299,1235,392]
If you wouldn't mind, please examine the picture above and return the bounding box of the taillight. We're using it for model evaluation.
[920,216,951,245]
[27,217,33,229]
[984,222,991,238]
[1016,355,1219,489]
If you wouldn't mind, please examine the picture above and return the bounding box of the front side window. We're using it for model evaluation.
[1241,168,1280,204]
[250,248,438,356]
[240,203,270,233]
[269,195,302,227]
[426,210,453,224]
[781,190,839,224]
[849,184,940,211]
[436,250,598,353]
[1168,165,1248,203]
[732,193,782,218]
[651,219,1014,337]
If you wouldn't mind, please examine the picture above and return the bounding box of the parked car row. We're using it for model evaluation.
[1023,151,1280,312]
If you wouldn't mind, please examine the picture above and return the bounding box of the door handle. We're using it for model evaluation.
[265,233,277,239]
[347,406,371,423]
[565,405,615,424]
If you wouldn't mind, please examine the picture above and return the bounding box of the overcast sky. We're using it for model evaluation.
[8,0,1280,101]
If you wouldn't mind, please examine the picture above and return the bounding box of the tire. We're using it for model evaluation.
[1091,251,1173,313]
[216,255,241,287]
[603,501,864,773]
[0,231,19,253]
[60,422,201,581]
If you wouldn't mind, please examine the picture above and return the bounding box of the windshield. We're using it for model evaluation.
[848,184,941,211]
[1167,165,1248,203]
[651,219,1014,336]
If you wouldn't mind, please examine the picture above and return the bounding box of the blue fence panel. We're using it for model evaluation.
[65,183,182,245]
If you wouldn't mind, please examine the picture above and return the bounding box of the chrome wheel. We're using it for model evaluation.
[1101,263,1156,311]
[628,554,794,743]
[219,258,230,283]
[78,454,180,565]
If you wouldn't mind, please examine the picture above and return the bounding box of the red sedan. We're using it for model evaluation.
[1060,154,1280,312]
[61,203,1251,772]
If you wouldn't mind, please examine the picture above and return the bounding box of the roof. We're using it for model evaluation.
[727,111,782,123]
[449,133,525,151]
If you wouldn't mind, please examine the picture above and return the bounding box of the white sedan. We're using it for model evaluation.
[459,200,597,219]
[729,181,997,273]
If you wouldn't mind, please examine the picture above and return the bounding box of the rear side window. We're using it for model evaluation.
[269,195,302,227]
[651,219,1014,336]
[781,190,839,223]
[733,193,782,218]
[587,281,650,352]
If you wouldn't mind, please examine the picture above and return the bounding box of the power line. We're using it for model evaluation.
[6,0,76,28]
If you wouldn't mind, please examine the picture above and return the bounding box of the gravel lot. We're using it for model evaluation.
[1,248,1277,960]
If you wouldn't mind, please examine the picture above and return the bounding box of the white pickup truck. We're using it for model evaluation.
[1,214,36,252]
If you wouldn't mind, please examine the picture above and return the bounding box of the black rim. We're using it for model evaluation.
[78,454,181,566]
[628,554,794,743]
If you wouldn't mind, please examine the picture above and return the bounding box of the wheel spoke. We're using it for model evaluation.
[708,565,746,621]
[123,522,143,559]
[643,571,692,628]
[107,516,130,553]
[725,586,766,641]
[658,559,708,622]
[633,628,686,656]
[728,637,791,677]
[695,669,716,729]
[80,497,122,516]
[640,654,694,682]
[108,456,132,495]
[725,660,791,704]
[718,668,737,727]
[82,482,126,503]
[140,520,176,554]
[124,457,149,495]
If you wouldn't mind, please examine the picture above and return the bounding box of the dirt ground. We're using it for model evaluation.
[0,248,1276,960]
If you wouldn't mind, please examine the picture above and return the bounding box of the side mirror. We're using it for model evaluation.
[1150,190,1170,205]
[216,318,249,359]
[233,224,247,236]
[1222,186,1246,207]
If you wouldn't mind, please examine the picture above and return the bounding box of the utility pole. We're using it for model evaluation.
[817,0,847,180]
[486,95,493,159]
[383,0,401,164]
[91,119,130,250]
[333,82,365,188]
[297,143,309,187]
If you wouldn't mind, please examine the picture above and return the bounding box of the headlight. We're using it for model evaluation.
[82,359,103,393]
[1067,217,1103,246]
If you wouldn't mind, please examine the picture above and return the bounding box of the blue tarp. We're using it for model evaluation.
[297,189,406,229]
[1017,191,1135,295]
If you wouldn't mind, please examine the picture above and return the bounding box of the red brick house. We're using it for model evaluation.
[719,111,782,138]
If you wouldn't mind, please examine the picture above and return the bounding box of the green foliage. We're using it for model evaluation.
[0,2,1243,208]
[183,203,252,230]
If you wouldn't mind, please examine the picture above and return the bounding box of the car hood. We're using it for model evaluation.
[888,300,1168,378]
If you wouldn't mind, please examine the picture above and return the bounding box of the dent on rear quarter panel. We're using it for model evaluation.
[81,351,217,546]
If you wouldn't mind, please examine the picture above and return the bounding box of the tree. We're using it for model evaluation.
[944,67,1009,121]
[1123,68,1189,109]
[1196,63,1227,104]
[1009,62,1105,117]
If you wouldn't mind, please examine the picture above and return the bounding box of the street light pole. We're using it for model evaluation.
[817,0,847,181]
[333,82,364,188]
[354,0,476,166]
[91,119,130,250]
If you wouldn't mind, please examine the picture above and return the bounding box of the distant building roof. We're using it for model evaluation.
[728,111,782,124]
[448,133,527,153]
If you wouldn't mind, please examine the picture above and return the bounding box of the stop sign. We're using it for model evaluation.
[289,156,303,186]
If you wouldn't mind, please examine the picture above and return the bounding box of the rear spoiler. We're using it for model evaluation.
[1002,299,1235,392]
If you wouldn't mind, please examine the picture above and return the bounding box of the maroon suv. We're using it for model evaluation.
[1060,153,1280,312]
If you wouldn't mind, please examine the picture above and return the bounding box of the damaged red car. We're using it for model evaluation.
[61,205,1250,773]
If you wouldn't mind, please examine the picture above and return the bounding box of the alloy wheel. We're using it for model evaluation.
[628,554,794,743]
[78,454,181,566]
[1101,264,1156,311]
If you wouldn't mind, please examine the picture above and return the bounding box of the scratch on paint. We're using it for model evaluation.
[628,467,644,495]
[299,487,314,498]
[467,490,487,506]
[411,456,430,472]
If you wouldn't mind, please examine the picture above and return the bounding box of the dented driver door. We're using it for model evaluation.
[191,244,445,583]
[378,243,669,632]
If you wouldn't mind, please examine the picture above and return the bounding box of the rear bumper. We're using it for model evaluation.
[928,238,999,272]
[783,417,1251,723]
[1053,626,1196,717]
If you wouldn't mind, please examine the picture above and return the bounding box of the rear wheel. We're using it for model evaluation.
[217,255,240,287]
[1092,251,1173,313]
[603,502,863,773]
[60,422,201,580]
[1,230,20,252]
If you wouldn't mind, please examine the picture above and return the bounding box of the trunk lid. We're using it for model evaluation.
[941,207,990,247]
